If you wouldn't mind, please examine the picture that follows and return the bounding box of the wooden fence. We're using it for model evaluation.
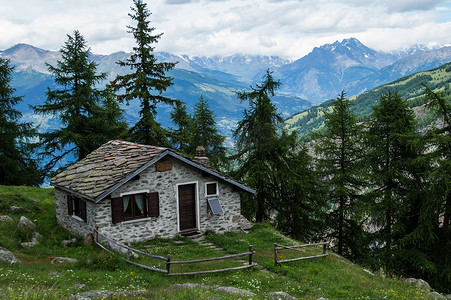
[274,241,328,266]
[166,245,255,276]
[94,229,168,273]
[93,229,255,275]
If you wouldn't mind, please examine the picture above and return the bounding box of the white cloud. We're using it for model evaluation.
[0,0,450,59]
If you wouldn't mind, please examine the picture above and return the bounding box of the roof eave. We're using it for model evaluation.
[94,149,256,202]
[166,151,256,194]
[52,184,96,202]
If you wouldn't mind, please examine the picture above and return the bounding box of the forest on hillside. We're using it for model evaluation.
[0,0,449,293]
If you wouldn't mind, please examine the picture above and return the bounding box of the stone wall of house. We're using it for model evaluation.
[95,157,242,243]
[54,188,96,238]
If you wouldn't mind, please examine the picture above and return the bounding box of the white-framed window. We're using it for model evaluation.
[205,182,218,197]
[67,195,87,222]
[111,191,160,224]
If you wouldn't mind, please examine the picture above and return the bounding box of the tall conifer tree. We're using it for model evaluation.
[233,70,292,222]
[0,58,42,185]
[189,95,225,168]
[399,86,451,292]
[33,30,127,172]
[110,0,178,146]
[315,91,365,258]
[365,90,417,265]
[169,102,192,153]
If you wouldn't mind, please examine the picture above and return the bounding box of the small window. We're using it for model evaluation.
[206,182,218,197]
[207,198,224,215]
[123,193,146,220]
[67,195,87,222]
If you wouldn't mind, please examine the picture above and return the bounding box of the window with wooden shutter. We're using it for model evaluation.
[80,200,87,222]
[67,195,87,223]
[111,197,124,224]
[67,194,73,215]
[147,192,160,217]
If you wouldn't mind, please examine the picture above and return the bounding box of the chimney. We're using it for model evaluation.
[193,146,210,167]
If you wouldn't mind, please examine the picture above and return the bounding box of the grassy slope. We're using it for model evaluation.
[285,62,451,139]
[0,186,432,299]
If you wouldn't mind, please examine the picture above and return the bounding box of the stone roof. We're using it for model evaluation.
[51,140,255,201]
[51,140,167,200]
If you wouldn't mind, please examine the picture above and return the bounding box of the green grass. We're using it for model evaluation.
[0,185,434,299]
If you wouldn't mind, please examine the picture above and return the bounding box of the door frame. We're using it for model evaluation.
[175,181,200,232]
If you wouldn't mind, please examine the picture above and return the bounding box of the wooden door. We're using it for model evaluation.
[178,184,196,231]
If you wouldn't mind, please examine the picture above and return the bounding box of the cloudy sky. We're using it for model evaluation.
[1,0,451,59]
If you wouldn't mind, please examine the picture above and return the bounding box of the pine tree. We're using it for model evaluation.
[397,86,451,292]
[33,30,127,172]
[233,69,292,222]
[110,0,178,146]
[315,91,366,258]
[189,95,225,168]
[0,58,42,186]
[271,145,327,240]
[169,102,192,153]
[364,90,417,267]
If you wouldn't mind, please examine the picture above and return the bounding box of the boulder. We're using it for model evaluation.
[84,234,94,246]
[61,238,78,248]
[268,291,298,299]
[68,290,148,300]
[215,286,256,297]
[0,249,21,264]
[428,291,445,299]
[72,284,87,290]
[51,257,78,264]
[0,215,13,222]
[171,283,210,290]
[21,240,38,248]
[18,216,36,230]
[9,206,24,213]
[405,278,431,291]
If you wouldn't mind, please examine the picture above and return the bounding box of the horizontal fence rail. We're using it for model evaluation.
[93,229,255,276]
[167,245,255,276]
[94,229,168,273]
[274,241,328,266]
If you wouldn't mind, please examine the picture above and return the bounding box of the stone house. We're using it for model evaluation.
[51,140,255,243]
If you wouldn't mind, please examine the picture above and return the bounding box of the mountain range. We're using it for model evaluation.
[1,38,451,138]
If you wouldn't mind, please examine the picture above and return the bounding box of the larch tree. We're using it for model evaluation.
[364,90,417,266]
[0,58,42,186]
[399,86,451,292]
[189,95,225,168]
[33,30,127,173]
[168,102,192,153]
[109,0,178,146]
[233,70,294,222]
[315,91,366,258]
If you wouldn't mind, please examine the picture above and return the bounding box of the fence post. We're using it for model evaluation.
[166,254,171,274]
[249,245,253,265]
[274,243,278,266]
[95,227,99,243]
[127,242,131,260]
[323,239,327,255]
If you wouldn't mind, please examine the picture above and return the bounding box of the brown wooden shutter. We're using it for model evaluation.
[67,194,73,215]
[80,200,87,222]
[111,197,124,224]
[147,192,160,217]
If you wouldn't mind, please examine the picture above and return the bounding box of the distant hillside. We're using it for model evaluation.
[347,46,451,96]
[285,62,451,138]
[2,43,312,138]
